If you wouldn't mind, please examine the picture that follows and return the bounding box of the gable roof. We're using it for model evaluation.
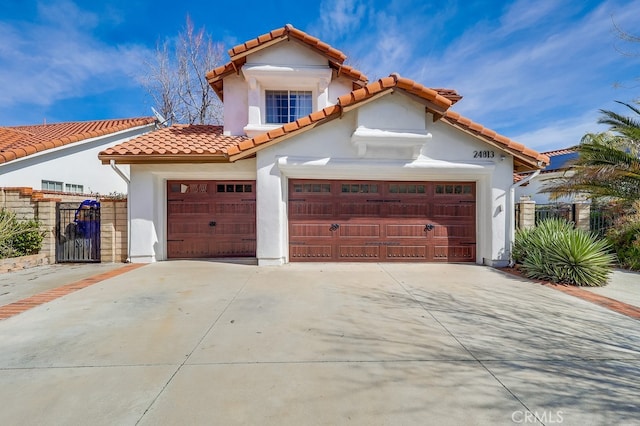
[100,75,548,171]
[206,24,369,101]
[1,117,156,165]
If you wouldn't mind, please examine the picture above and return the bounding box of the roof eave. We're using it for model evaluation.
[443,120,548,171]
[99,153,230,165]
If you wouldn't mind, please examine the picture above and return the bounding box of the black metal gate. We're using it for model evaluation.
[56,200,101,263]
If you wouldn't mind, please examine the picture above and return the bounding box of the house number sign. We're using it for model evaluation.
[473,150,495,159]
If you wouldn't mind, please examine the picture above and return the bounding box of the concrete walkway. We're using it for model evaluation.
[0,261,638,425]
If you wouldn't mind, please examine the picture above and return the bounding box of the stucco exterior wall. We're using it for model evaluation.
[0,126,154,195]
[253,94,514,266]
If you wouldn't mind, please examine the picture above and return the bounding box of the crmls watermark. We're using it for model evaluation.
[512,410,564,423]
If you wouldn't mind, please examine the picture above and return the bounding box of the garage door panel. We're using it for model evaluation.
[215,201,255,215]
[212,241,256,257]
[386,245,427,259]
[167,240,210,258]
[387,202,428,216]
[339,224,380,237]
[432,203,475,218]
[290,244,333,260]
[168,221,211,235]
[290,201,334,217]
[386,224,427,238]
[431,224,475,239]
[338,245,380,260]
[215,223,256,236]
[168,201,210,215]
[338,202,382,216]
[434,245,476,261]
[291,223,333,238]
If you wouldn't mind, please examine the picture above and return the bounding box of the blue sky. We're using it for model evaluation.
[1,0,638,152]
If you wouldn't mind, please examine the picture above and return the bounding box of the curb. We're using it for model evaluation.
[0,263,146,320]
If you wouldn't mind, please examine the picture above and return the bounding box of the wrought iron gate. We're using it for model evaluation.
[56,200,101,263]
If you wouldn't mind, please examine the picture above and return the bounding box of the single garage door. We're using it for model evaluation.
[167,180,256,258]
[289,180,476,262]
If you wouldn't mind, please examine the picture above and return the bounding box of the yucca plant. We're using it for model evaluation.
[514,218,615,286]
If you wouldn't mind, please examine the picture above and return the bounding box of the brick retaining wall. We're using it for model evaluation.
[0,187,128,270]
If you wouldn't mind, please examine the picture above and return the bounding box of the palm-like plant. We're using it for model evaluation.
[545,101,640,204]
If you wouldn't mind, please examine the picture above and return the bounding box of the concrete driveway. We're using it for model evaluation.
[0,262,638,425]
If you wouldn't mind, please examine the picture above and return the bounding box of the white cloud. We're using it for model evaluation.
[316,0,367,39]
[0,0,150,109]
[511,112,607,152]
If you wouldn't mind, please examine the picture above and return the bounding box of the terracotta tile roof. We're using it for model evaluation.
[102,75,547,172]
[205,24,368,101]
[99,125,249,163]
[337,73,452,114]
[543,147,576,156]
[443,111,549,171]
[433,88,463,105]
[0,117,156,165]
[228,24,347,63]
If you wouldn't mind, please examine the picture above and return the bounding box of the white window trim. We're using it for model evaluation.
[264,89,314,125]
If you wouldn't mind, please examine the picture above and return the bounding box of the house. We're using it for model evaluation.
[515,148,580,204]
[99,24,549,266]
[1,117,157,195]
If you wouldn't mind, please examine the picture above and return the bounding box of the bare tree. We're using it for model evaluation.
[143,16,225,125]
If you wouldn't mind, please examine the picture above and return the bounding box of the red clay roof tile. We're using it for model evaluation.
[206,25,366,101]
[0,117,155,165]
[98,124,249,163]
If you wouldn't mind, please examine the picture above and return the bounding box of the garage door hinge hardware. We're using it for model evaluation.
[209,221,217,227]
[329,224,340,231]
[424,224,435,232]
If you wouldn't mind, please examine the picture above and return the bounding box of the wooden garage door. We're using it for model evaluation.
[167,180,256,258]
[289,180,476,262]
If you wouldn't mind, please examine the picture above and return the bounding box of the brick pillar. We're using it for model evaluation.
[574,203,591,231]
[100,199,128,263]
[35,200,57,263]
[518,197,536,230]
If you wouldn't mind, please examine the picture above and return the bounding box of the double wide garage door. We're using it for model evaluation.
[289,180,476,262]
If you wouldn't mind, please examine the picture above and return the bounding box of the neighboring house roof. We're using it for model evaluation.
[0,117,156,164]
[100,74,549,171]
[206,24,369,101]
[544,148,578,172]
[513,147,578,182]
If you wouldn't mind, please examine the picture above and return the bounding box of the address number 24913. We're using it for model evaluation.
[474,150,495,158]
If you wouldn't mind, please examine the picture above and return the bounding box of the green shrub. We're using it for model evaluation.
[514,218,615,286]
[606,213,640,271]
[0,209,45,258]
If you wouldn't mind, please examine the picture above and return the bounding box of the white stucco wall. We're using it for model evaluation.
[127,160,256,262]
[254,93,515,266]
[222,41,353,137]
[0,125,154,195]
